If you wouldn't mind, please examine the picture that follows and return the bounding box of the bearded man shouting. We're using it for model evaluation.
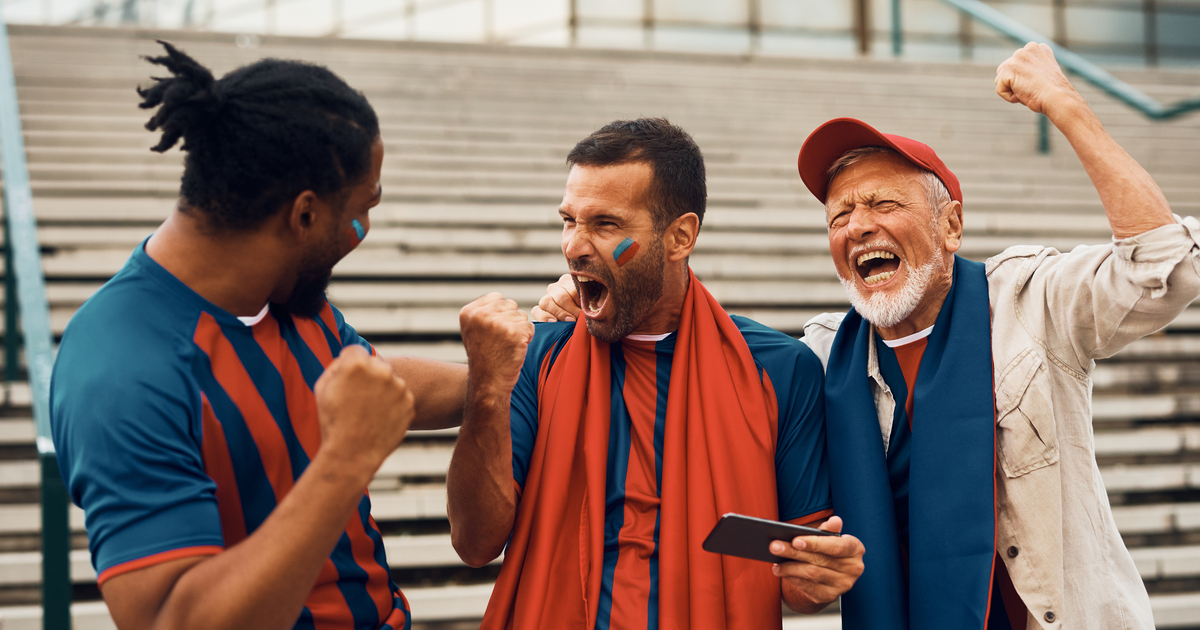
[449,118,865,630]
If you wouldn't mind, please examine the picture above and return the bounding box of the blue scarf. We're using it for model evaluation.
[825,255,996,630]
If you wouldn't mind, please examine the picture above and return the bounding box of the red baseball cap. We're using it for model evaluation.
[797,117,962,205]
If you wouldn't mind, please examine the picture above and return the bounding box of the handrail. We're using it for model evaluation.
[941,0,1200,121]
[0,8,72,630]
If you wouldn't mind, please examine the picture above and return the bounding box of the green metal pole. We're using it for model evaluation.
[892,0,902,57]
[1038,114,1050,154]
[40,451,72,630]
[4,218,18,383]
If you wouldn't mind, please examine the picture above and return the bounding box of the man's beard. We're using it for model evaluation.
[839,256,941,329]
[573,238,666,344]
[284,264,334,318]
[280,232,339,319]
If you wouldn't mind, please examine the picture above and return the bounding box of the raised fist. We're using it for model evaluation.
[314,344,415,475]
[995,42,1083,117]
[460,293,535,397]
[530,273,582,323]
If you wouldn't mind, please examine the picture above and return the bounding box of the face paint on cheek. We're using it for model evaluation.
[345,218,366,242]
[612,237,640,267]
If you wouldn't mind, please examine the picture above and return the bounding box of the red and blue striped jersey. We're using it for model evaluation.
[50,242,410,630]
[510,319,832,630]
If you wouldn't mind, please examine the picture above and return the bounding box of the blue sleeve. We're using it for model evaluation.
[510,322,575,491]
[733,316,832,522]
[329,302,375,355]
[50,311,223,575]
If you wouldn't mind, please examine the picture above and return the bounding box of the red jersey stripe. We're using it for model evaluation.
[608,342,660,629]
[96,546,222,587]
[789,509,835,527]
[199,394,248,547]
[346,510,395,622]
[295,317,336,367]
[252,317,322,460]
[318,303,341,345]
[194,312,295,501]
[306,559,358,630]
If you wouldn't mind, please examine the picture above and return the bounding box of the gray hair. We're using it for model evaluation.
[825,146,952,218]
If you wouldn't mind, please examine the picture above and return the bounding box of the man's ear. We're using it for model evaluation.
[285,191,321,239]
[665,212,700,262]
[941,201,963,254]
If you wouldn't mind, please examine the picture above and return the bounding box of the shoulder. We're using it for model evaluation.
[799,312,846,371]
[730,315,823,379]
[529,321,576,358]
[53,275,201,430]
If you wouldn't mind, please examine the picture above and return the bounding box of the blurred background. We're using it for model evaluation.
[0,1,1196,628]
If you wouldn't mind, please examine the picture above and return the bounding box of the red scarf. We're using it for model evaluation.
[482,270,783,630]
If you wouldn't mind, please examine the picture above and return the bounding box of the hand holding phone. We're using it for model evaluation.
[702,513,840,564]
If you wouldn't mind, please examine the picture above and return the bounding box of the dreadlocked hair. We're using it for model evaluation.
[137,40,380,231]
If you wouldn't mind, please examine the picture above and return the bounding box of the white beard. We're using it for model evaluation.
[839,257,941,329]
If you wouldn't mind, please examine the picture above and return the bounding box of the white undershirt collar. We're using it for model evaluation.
[237,303,270,327]
[881,325,934,348]
[624,331,674,342]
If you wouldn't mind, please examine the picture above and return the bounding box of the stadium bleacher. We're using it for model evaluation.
[0,23,1198,629]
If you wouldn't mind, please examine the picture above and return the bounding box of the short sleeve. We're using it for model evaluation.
[329,303,375,356]
[732,316,832,522]
[51,313,224,580]
[510,322,574,491]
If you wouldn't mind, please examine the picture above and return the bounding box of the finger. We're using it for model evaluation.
[530,305,557,323]
[794,533,864,559]
[818,515,844,534]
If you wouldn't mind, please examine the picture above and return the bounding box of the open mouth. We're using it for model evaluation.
[855,250,901,286]
[576,275,610,318]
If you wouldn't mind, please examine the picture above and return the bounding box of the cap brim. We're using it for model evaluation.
[798,118,904,204]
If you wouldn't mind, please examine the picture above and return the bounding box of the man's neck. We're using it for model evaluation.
[628,265,690,336]
[145,205,284,317]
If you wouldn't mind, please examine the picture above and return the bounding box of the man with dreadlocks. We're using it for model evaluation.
[49,42,530,630]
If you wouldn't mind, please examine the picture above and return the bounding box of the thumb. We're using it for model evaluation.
[819,515,844,534]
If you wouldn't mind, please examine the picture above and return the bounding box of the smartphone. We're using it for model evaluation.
[701,513,839,563]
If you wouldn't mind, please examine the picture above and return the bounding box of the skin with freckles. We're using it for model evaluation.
[824,152,963,340]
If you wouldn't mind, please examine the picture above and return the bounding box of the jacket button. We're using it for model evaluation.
[1045,611,1056,623]
[1007,546,1019,558]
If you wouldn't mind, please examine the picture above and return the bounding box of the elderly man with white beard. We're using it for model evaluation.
[532,44,1200,630]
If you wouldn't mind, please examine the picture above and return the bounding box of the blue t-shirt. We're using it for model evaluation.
[509,317,831,630]
[50,243,409,630]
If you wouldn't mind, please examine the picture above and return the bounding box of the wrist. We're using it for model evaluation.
[311,441,380,491]
[1043,90,1091,127]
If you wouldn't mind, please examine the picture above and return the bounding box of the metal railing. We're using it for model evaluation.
[0,5,69,630]
[934,0,1200,152]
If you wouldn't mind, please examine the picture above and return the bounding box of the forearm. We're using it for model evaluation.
[1048,98,1175,239]
[388,356,467,430]
[446,388,517,567]
[132,453,373,630]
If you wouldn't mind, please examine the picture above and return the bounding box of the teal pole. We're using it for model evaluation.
[4,219,18,383]
[1038,114,1050,154]
[40,451,72,630]
[892,0,902,56]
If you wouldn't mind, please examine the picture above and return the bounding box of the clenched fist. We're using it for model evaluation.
[995,42,1085,118]
[315,345,415,476]
[460,293,535,398]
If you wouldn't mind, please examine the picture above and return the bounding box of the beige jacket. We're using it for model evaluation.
[802,217,1200,630]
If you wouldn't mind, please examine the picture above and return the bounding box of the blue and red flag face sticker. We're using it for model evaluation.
[346,218,366,242]
[613,238,640,267]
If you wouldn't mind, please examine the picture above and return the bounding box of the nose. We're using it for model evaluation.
[562,226,595,263]
[845,204,876,242]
